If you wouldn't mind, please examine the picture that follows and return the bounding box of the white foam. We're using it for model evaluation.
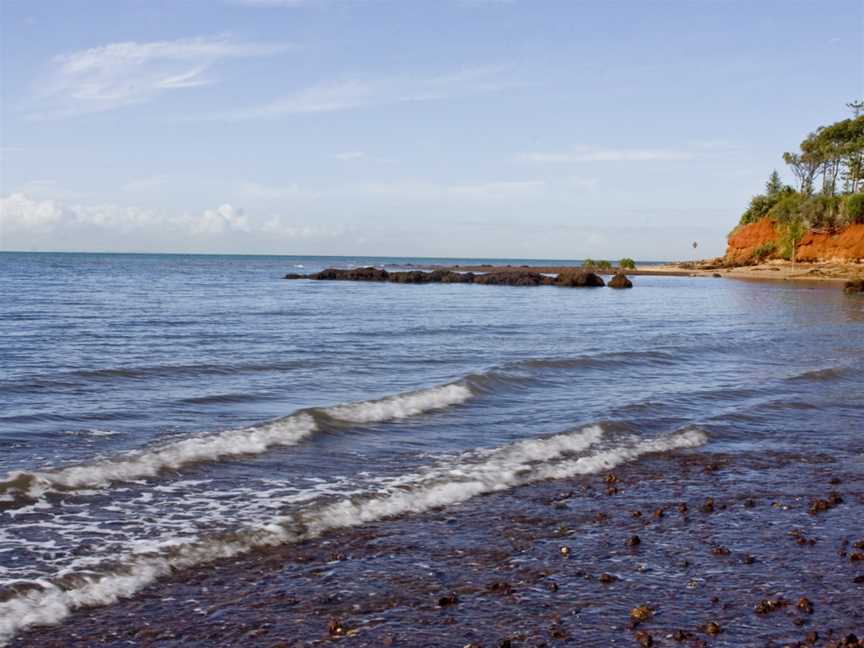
[1,415,318,502]
[0,426,706,644]
[62,429,123,438]
[0,381,475,503]
[323,383,473,423]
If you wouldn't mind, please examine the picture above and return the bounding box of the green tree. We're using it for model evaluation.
[765,170,783,196]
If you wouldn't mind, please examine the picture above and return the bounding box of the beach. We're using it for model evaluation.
[11,438,863,647]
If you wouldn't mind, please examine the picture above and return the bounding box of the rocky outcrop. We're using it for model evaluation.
[556,270,606,287]
[608,273,633,289]
[312,267,390,281]
[796,224,864,262]
[284,267,609,288]
[473,271,551,286]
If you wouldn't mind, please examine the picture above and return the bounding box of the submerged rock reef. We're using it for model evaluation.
[285,267,614,288]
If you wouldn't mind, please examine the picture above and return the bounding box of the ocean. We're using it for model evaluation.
[1,252,863,646]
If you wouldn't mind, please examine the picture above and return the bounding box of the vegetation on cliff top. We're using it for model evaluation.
[734,101,864,260]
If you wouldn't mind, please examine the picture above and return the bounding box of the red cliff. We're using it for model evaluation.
[725,220,780,264]
[796,224,864,262]
[726,221,864,264]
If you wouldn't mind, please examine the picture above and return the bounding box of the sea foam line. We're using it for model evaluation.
[0,382,474,505]
[0,425,707,644]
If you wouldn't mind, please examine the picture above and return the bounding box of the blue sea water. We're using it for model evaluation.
[0,251,862,641]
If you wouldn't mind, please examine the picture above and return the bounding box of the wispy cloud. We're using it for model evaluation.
[218,66,512,120]
[517,147,696,163]
[30,35,291,117]
[335,151,367,161]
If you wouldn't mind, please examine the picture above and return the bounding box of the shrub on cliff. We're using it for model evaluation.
[799,195,843,230]
[767,192,806,224]
[843,193,864,224]
[596,260,613,269]
[740,194,781,225]
[752,242,776,262]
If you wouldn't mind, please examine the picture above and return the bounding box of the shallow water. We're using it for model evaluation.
[0,252,862,643]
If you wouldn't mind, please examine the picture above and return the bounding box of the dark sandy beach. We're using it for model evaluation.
[13,445,863,647]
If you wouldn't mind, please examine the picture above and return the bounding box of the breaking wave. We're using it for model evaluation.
[0,382,474,507]
[0,425,707,644]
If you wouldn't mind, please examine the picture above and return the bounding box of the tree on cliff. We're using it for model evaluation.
[766,170,784,196]
[735,104,864,259]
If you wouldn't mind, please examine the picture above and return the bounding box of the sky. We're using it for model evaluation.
[0,0,861,260]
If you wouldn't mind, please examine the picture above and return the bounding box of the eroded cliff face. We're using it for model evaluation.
[796,224,864,262]
[726,221,864,263]
[725,220,780,264]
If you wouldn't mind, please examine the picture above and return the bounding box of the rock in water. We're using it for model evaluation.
[555,271,605,287]
[844,279,864,294]
[608,273,633,289]
[314,267,390,281]
[473,271,550,286]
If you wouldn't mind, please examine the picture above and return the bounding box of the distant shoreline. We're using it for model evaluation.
[414,260,863,284]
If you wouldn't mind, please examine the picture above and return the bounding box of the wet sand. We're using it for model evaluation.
[13,448,863,647]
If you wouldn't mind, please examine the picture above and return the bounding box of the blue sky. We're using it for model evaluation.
[1,0,860,259]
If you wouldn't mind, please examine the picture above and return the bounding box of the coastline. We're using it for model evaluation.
[414,260,864,284]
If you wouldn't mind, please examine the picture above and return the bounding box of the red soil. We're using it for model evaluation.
[726,221,864,263]
[725,220,780,264]
[796,224,864,262]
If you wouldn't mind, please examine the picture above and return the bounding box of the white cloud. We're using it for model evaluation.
[0,193,342,248]
[220,66,512,119]
[32,35,291,117]
[517,148,696,163]
[0,193,63,233]
[195,204,251,233]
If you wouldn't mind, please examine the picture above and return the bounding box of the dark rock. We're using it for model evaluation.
[608,272,633,289]
[556,270,605,287]
[438,593,459,607]
[327,618,345,636]
[283,273,306,279]
[629,605,653,623]
[796,597,814,614]
[627,534,641,547]
[388,270,433,283]
[487,581,513,595]
[314,267,389,281]
[844,279,864,294]
[473,271,548,286]
[702,621,722,636]
[754,598,788,614]
[635,630,653,647]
